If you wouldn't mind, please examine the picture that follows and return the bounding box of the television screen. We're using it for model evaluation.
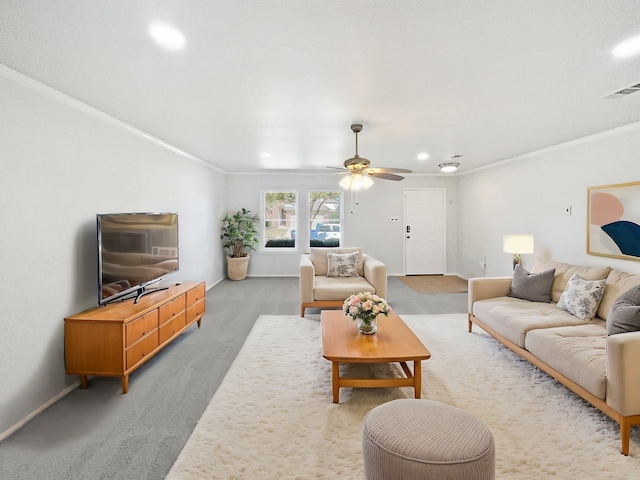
[97,212,179,305]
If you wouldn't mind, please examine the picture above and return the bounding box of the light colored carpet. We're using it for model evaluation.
[398,275,468,294]
[166,314,640,479]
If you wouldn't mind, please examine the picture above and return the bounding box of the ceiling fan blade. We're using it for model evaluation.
[368,172,405,181]
[367,167,413,174]
[326,166,346,171]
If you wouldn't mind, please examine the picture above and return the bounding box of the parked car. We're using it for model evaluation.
[311,223,340,240]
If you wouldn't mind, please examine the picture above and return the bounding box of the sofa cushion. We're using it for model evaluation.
[524,322,606,400]
[472,297,586,348]
[531,260,611,303]
[313,276,376,300]
[598,269,640,321]
[508,265,554,302]
[326,252,359,277]
[309,247,364,276]
[606,285,640,335]
[556,274,606,321]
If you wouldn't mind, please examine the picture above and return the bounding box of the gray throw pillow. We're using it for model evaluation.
[606,285,640,335]
[508,265,555,303]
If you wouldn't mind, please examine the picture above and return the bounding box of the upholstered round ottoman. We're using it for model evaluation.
[362,399,495,480]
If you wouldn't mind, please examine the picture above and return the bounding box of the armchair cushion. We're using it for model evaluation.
[326,252,359,277]
[314,276,376,300]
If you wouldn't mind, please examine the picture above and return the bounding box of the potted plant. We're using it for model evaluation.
[221,208,259,280]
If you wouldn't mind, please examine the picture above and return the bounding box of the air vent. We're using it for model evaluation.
[602,83,640,98]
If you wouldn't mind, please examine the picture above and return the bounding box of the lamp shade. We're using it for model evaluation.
[503,234,534,254]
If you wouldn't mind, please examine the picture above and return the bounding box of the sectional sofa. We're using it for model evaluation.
[468,260,640,455]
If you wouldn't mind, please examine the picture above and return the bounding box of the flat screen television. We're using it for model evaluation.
[97,212,179,305]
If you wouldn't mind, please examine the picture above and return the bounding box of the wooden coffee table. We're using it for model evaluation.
[321,310,431,403]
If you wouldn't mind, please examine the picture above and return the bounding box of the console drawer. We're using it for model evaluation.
[159,295,186,325]
[125,311,159,347]
[186,298,206,325]
[126,330,158,369]
[159,312,185,344]
[186,283,205,307]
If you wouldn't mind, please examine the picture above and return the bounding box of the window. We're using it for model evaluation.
[262,191,297,249]
[309,191,342,247]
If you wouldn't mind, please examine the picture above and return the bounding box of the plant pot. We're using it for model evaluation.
[227,255,250,281]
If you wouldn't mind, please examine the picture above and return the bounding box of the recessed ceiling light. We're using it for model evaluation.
[417,152,429,161]
[149,22,186,51]
[260,152,272,158]
[612,34,640,58]
[438,162,460,173]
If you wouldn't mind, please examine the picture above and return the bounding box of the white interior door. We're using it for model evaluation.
[404,188,445,275]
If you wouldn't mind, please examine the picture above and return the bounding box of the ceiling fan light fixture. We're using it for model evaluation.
[439,162,460,173]
[360,175,374,189]
[340,173,374,191]
[339,175,352,189]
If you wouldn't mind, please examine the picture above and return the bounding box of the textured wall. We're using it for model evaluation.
[457,125,640,279]
[223,173,459,277]
[0,72,226,436]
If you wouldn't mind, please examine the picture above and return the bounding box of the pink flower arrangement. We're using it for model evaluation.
[342,292,391,324]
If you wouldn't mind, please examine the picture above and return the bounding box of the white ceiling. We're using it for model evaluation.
[2,1,640,175]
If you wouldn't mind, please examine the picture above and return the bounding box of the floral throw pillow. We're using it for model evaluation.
[556,273,607,321]
[326,252,359,278]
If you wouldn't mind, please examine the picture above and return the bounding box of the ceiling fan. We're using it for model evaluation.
[332,123,412,190]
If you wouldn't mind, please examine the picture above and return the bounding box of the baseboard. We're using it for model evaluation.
[0,381,80,443]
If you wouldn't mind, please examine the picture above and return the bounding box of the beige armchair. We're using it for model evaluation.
[299,247,387,317]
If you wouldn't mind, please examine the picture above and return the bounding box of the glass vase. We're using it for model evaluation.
[357,317,378,335]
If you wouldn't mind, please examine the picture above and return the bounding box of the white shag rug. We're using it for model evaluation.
[166,314,640,479]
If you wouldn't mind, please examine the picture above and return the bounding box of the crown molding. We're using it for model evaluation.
[0,63,225,174]
[460,121,640,176]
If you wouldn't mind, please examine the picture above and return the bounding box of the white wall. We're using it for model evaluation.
[457,125,640,279]
[224,174,459,276]
[0,71,226,436]
[5,62,640,440]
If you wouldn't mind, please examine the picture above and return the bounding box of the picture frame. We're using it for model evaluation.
[587,181,640,261]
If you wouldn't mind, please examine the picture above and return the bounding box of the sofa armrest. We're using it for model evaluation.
[606,331,640,416]
[468,276,512,314]
[299,255,316,304]
[363,254,387,300]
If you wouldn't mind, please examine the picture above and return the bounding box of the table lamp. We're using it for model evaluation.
[503,234,534,269]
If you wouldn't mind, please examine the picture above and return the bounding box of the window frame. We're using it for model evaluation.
[308,190,343,249]
[260,189,299,252]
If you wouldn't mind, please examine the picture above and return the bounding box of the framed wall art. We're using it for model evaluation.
[587,181,640,261]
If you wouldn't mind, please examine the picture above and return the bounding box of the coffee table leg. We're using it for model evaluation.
[414,360,422,399]
[332,361,340,403]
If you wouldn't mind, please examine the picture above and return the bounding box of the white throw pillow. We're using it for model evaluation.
[326,252,359,277]
[556,273,606,321]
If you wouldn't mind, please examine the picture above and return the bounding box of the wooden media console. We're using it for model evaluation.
[64,281,206,393]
